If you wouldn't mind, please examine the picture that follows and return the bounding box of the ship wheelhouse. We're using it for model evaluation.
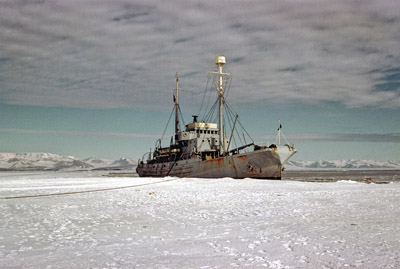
[178,120,229,161]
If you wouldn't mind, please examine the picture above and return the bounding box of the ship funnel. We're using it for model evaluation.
[215,56,226,65]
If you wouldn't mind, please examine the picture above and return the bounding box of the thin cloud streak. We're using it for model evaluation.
[0,129,159,139]
[256,133,400,143]
[3,128,399,143]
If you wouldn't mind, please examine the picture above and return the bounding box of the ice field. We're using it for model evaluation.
[1,171,400,268]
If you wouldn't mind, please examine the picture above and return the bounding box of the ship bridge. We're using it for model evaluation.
[177,121,228,160]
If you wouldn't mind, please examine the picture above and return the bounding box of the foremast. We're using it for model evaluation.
[211,56,231,156]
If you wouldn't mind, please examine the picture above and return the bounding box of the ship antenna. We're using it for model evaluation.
[173,72,179,144]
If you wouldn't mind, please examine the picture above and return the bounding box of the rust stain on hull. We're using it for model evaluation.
[137,147,294,179]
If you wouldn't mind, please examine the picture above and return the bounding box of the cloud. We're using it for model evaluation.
[0,128,159,139]
[256,133,400,143]
[0,0,399,109]
[2,128,398,144]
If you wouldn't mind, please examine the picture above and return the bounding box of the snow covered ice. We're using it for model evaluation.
[1,172,400,268]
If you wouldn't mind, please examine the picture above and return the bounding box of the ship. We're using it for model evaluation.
[136,56,296,179]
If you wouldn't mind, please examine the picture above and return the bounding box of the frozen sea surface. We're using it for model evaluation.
[1,171,400,268]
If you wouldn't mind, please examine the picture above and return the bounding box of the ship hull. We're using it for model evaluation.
[136,146,295,179]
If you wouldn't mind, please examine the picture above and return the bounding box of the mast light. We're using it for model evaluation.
[216,56,226,65]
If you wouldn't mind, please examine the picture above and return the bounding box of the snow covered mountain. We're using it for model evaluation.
[0,153,136,171]
[88,157,137,170]
[0,153,93,171]
[82,157,115,168]
[1,153,397,171]
[286,159,400,170]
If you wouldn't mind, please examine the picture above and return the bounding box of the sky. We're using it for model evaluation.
[0,0,399,161]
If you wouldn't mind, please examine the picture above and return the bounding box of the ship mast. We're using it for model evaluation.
[212,56,230,156]
[173,72,179,144]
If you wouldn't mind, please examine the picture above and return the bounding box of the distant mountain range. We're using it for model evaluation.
[1,153,399,171]
[0,153,136,171]
[286,159,400,170]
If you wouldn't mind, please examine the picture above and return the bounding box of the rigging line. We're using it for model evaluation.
[207,102,217,123]
[238,119,254,143]
[235,121,244,146]
[211,99,219,122]
[225,106,235,151]
[204,99,218,123]
[202,88,213,120]
[178,106,186,128]
[166,154,180,176]
[226,104,244,146]
[0,178,179,200]
[226,102,254,143]
[161,106,176,141]
[225,106,239,150]
[273,121,289,145]
[202,74,217,120]
[232,126,238,150]
[198,74,211,117]
[282,132,290,145]
[233,118,244,147]
[224,76,233,100]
